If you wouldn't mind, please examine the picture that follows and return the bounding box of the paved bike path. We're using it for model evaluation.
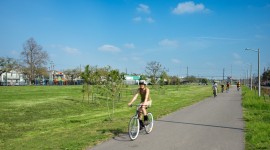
[88,86,244,150]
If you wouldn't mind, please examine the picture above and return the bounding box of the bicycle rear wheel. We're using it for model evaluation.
[145,113,153,134]
[128,116,139,140]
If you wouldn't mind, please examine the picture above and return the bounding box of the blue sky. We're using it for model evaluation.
[0,0,270,79]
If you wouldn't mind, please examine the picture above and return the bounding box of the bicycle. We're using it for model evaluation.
[221,85,224,93]
[213,89,217,97]
[128,104,154,140]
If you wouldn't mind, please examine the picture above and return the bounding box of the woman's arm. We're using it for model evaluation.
[128,89,139,106]
[143,88,150,104]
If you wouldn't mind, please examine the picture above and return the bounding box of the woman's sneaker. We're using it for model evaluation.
[144,115,149,126]
[139,120,144,130]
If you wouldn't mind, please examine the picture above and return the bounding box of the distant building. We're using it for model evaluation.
[124,75,140,85]
[49,70,67,85]
[0,70,27,86]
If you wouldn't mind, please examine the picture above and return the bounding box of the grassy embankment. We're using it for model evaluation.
[0,85,212,149]
[242,86,270,149]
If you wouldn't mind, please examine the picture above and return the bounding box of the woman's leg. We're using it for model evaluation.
[141,106,147,116]
[138,108,144,129]
[141,106,148,123]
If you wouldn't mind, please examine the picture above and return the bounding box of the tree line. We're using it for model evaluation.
[0,37,202,86]
[3,37,270,87]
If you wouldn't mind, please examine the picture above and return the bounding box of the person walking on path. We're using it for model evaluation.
[212,82,218,97]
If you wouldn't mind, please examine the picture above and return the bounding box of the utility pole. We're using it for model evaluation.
[223,68,225,82]
[230,64,232,78]
[231,65,232,84]
[250,64,252,90]
[187,66,189,78]
[245,48,261,97]
[258,48,261,97]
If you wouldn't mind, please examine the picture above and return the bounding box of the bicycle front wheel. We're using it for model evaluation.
[145,113,154,134]
[128,116,139,140]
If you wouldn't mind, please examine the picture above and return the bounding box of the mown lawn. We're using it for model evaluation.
[0,85,212,149]
[242,86,270,150]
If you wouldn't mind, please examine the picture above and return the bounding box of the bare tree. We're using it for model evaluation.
[63,67,81,85]
[21,38,49,85]
[145,61,167,85]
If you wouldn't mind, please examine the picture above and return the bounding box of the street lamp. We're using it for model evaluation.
[245,48,260,97]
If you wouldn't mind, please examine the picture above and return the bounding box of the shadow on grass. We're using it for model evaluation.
[64,98,80,102]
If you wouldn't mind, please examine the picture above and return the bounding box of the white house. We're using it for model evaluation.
[124,75,140,85]
[0,70,27,85]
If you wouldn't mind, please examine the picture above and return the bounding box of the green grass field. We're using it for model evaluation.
[0,85,212,150]
[242,87,270,150]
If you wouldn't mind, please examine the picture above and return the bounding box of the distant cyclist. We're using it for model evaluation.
[226,82,230,92]
[236,81,240,91]
[128,80,152,129]
[221,83,225,93]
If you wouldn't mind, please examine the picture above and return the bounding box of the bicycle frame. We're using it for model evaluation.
[130,104,142,118]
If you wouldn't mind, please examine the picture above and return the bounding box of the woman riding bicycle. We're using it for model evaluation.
[128,80,152,128]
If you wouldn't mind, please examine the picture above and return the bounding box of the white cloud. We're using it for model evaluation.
[233,53,243,65]
[63,46,81,55]
[234,60,243,65]
[124,43,135,49]
[137,4,150,14]
[10,50,19,56]
[196,36,246,41]
[131,56,141,61]
[172,1,208,14]
[133,4,155,23]
[233,53,241,59]
[120,57,128,61]
[205,62,216,68]
[133,16,155,23]
[146,17,155,23]
[171,59,181,64]
[98,44,121,52]
[133,16,142,22]
[159,39,179,48]
[51,45,81,55]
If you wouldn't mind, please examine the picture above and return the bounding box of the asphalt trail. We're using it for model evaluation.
[88,85,244,150]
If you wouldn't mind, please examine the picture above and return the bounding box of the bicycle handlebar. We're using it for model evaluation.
[129,104,148,107]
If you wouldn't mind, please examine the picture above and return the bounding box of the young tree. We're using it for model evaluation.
[160,71,169,85]
[21,38,49,85]
[105,69,125,120]
[81,65,91,103]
